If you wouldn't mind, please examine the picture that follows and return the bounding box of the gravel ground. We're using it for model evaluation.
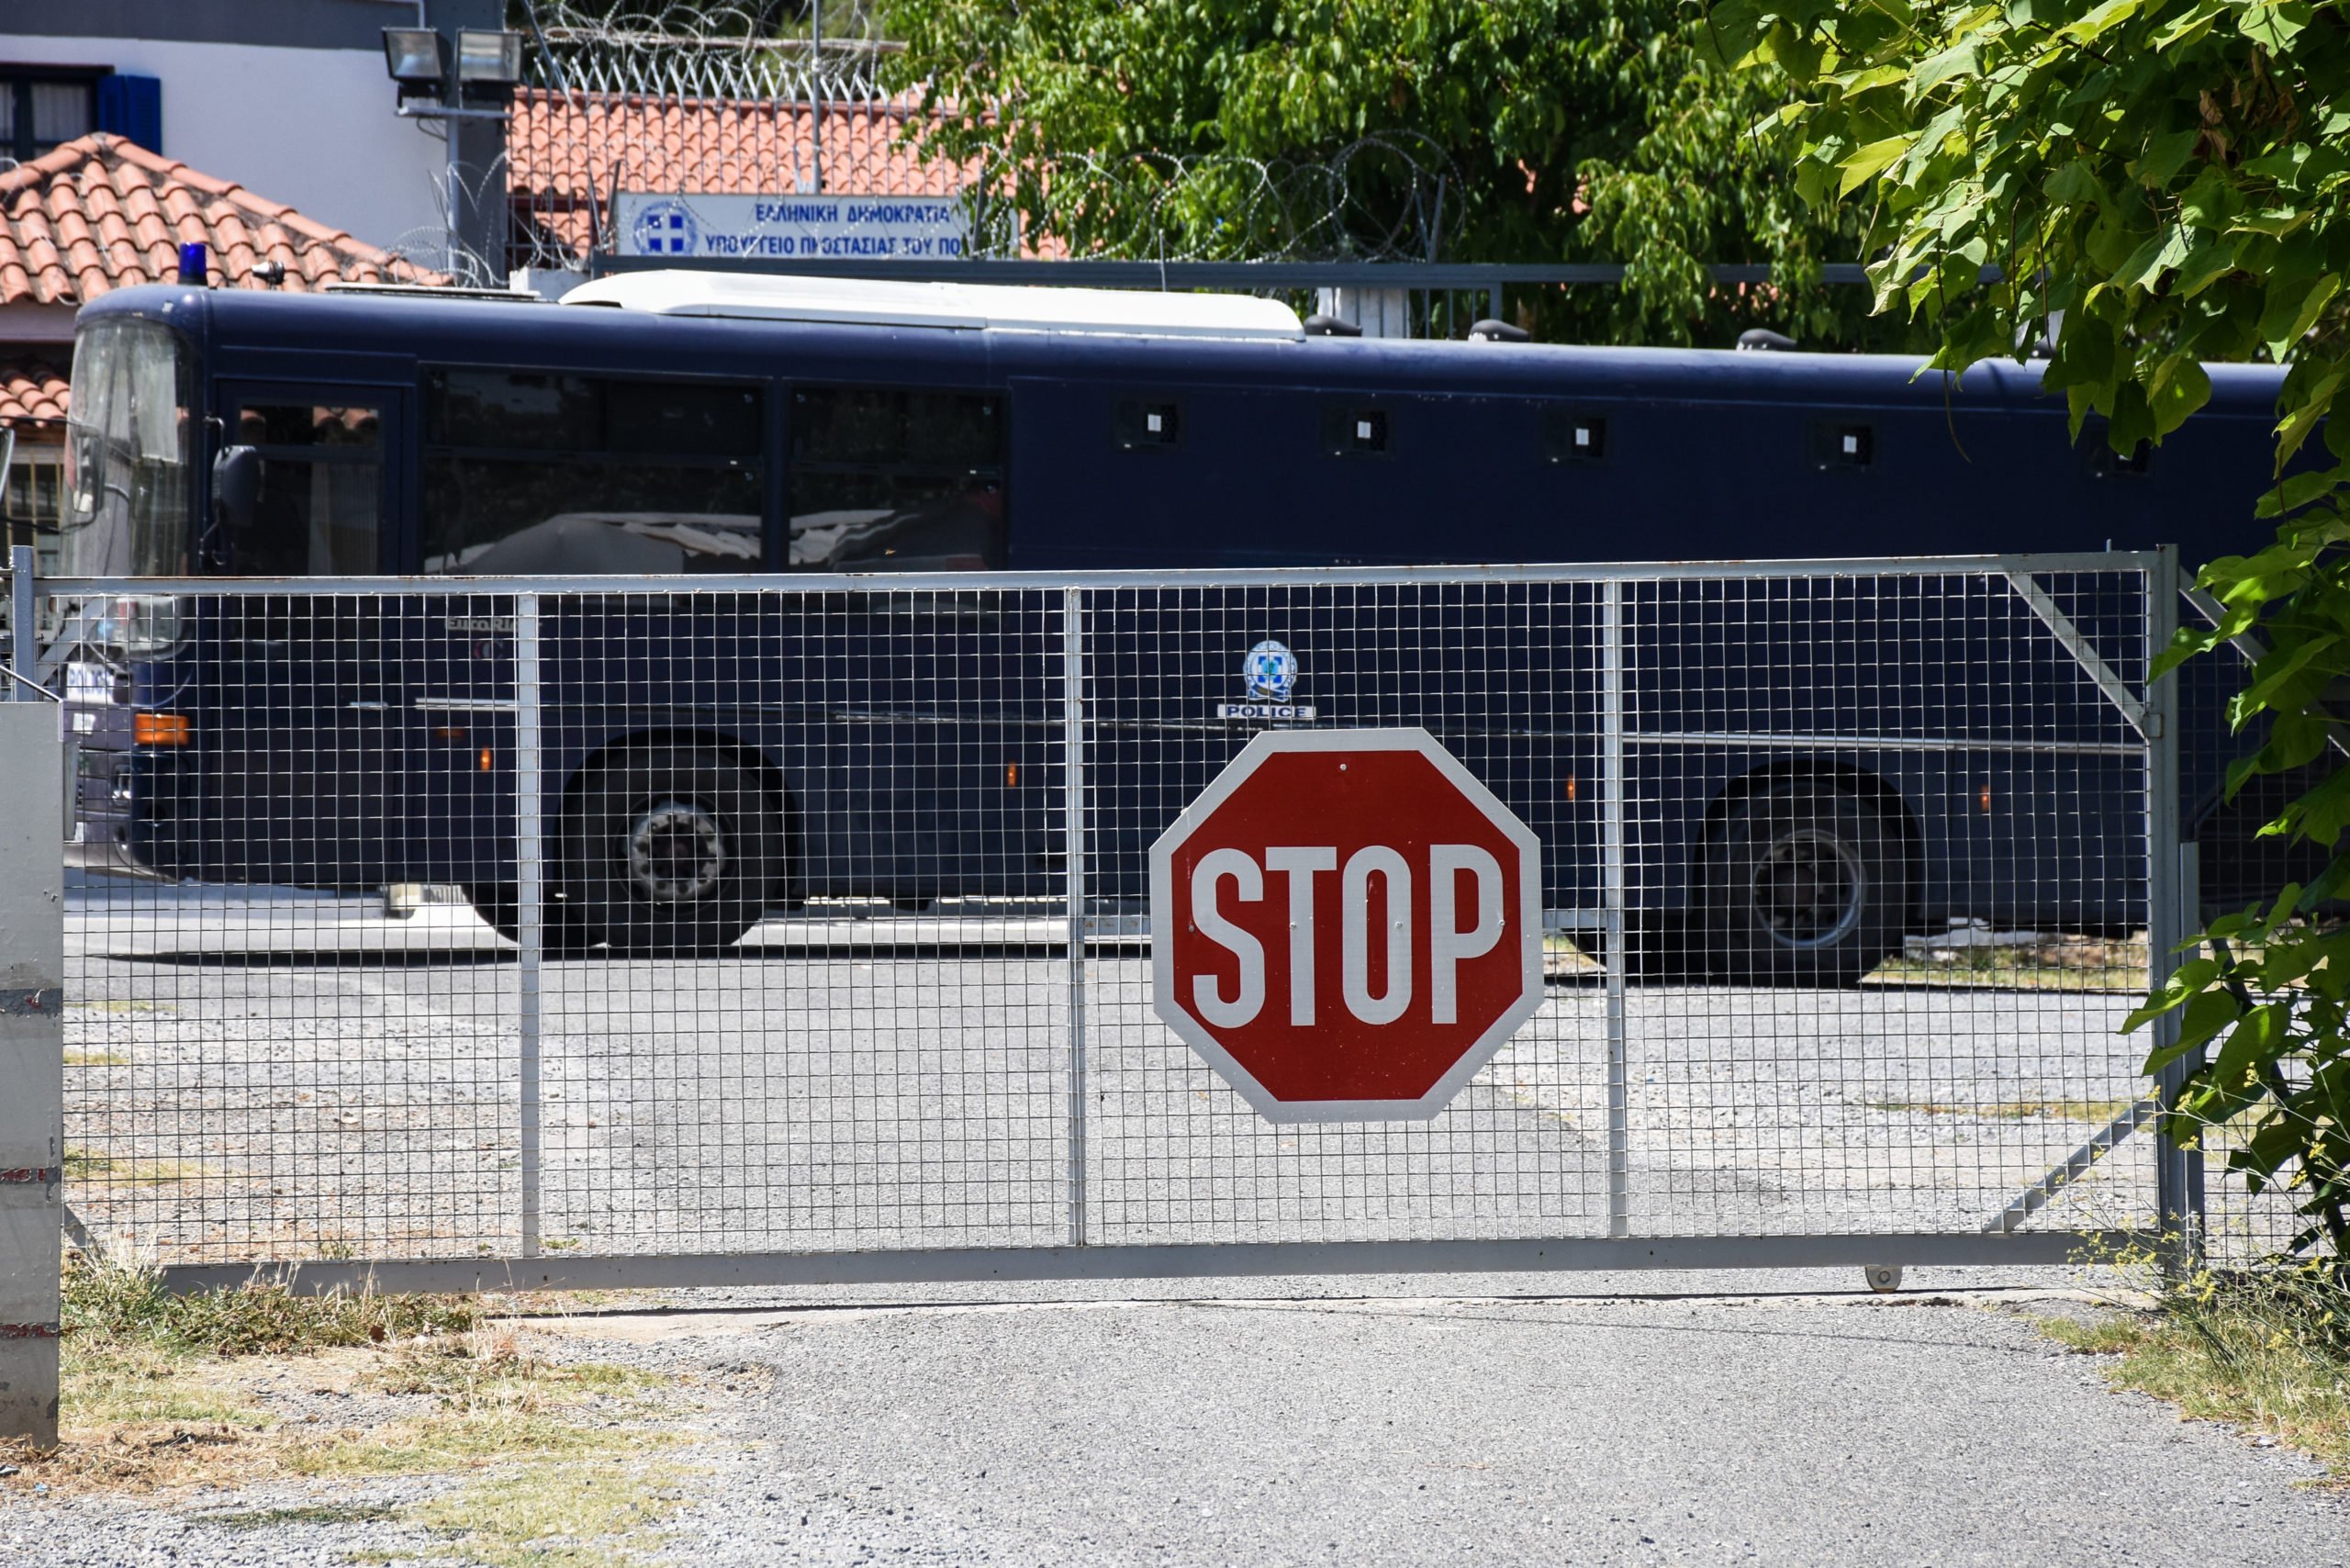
[60,881,2229,1268]
[3,1270,2343,1566]
[34,884,2329,1561]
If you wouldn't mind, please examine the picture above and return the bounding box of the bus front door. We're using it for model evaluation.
[192,386,408,889]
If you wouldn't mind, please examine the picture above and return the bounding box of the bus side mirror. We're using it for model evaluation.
[213,445,259,535]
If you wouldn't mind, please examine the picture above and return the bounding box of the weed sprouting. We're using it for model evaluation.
[2048,1253,2350,1479]
[62,1251,477,1357]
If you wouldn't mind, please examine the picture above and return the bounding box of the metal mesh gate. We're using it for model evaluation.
[34,555,2194,1288]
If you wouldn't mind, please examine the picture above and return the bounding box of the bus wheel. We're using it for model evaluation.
[1702,782,1906,987]
[560,746,776,956]
[1570,912,1702,984]
[460,883,591,953]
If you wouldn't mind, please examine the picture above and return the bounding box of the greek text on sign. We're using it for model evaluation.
[618,193,968,261]
[1148,728,1544,1123]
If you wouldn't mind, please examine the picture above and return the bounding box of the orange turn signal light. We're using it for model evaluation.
[133,711,191,745]
[479,746,495,774]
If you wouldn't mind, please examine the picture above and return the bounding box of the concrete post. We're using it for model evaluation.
[1313,286,1414,337]
[0,700,62,1443]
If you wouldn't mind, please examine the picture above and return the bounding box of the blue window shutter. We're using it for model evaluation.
[96,76,162,154]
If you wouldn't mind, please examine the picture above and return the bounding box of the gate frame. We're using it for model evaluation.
[37,548,2188,1294]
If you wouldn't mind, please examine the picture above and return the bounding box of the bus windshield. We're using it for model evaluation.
[62,318,193,577]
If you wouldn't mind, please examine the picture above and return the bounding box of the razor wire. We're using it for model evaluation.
[487,3,1469,274]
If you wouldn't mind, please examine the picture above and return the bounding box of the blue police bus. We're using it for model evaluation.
[56,270,2291,979]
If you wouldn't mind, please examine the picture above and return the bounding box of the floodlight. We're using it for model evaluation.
[382,28,447,93]
[456,29,525,87]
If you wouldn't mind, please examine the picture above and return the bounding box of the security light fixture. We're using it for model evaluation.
[382,28,447,96]
[456,30,525,89]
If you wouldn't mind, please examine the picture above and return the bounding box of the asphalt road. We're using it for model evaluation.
[6,1277,2343,1566]
[55,879,2240,1270]
[655,1282,2345,1566]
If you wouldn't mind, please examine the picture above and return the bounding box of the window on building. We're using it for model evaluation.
[0,67,107,163]
[5,440,66,576]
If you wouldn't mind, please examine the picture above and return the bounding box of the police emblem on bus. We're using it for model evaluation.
[1218,640,1315,722]
[1244,640,1297,700]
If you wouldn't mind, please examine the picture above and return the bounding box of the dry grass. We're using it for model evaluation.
[3,1257,709,1563]
[1866,951,2148,991]
[64,1148,235,1186]
[393,1461,698,1567]
[1862,1098,2136,1122]
[1547,930,2150,991]
[2042,1265,2350,1482]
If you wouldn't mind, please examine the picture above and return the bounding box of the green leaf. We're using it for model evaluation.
[2238,2,2312,49]
[2151,0,2229,50]
[2044,159,2107,207]
[1911,40,1979,95]
[2262,274,2342,361]
[1839,134,1916,196]
[2148,353,2213,434]
[2132,128,2203,188]
[2062,0,2143,44]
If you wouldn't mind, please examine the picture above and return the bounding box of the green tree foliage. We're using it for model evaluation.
[881,0,1922,345]
[1710,0,2350,1254]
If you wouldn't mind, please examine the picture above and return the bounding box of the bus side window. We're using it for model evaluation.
[420,369,766,574]
[789,386,1004,571]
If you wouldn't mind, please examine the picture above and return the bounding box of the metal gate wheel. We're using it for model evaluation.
[1864,1263,1905,1294]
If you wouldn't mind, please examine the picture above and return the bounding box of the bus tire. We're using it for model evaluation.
[1702,781,1906,987]
[461,883,592,953]
[1572,912,1702,984]
[559,745,777,956]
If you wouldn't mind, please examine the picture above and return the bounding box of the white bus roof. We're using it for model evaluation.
[562,269,1304,341]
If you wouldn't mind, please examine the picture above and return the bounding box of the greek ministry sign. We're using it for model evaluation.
[618,193,969,260]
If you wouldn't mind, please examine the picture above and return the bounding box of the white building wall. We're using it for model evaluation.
[0,34,446,252]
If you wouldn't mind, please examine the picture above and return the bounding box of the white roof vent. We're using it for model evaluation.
[562,269,1304,341]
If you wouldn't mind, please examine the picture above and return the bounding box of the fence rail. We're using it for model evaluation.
[15,554,2264,1290]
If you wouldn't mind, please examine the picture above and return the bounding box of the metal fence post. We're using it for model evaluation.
[1062,587,1089,1249]
[2143,548,2196,1274]
[1601,579,1630,1239]
[0,699,62,1441]
[9,545,33,701]
[514,592,543,1260]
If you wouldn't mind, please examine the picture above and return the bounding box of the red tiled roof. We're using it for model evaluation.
[0,133,447,308]
[0,353,68,427]
[509,89,971,257]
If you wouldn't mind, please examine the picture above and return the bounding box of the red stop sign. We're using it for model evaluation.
[1149,728,1544,1123]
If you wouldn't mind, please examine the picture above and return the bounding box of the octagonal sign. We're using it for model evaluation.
[1148,728,1544,1123]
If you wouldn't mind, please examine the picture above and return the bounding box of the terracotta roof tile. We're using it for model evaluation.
[508,89,972,260]
[0,133,447,306]
[0,355,69,426]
